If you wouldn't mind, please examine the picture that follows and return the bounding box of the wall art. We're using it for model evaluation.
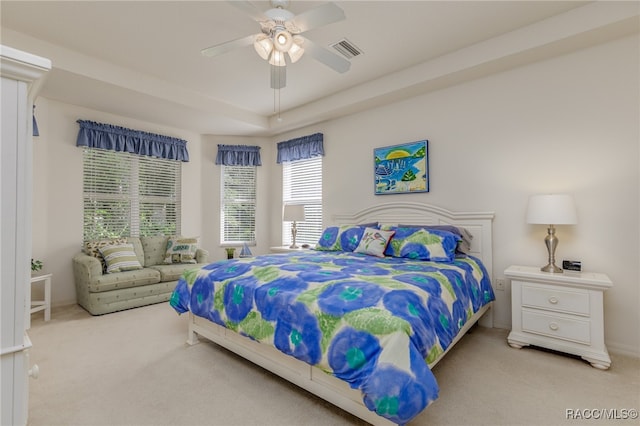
[374,140,429,195]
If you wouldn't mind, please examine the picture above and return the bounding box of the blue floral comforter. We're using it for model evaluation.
[170,251,494,425]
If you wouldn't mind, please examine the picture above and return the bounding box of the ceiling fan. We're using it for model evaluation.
[201,0,351,90]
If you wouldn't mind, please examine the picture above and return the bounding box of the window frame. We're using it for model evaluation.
[282,156,323,246]
[220,164,257,246]
[82,147,181,241]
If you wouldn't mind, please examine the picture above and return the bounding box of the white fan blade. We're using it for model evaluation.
[271,65,286,89]
[227,1,268,22]
[201,34,256,57]
[304,38,351,73]
[291,2,345,33]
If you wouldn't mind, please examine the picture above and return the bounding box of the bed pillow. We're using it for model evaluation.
[164,236,199,264]
[99,243,143,273]
[395,224,473,254]
[353,227,395,257]
[315,225,365,252]
[357,221,379,229]
[384,227,461,262]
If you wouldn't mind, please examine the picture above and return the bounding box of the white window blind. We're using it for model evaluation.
[83,148,181,241]
[282,156,322,246]
[221,165,257,245]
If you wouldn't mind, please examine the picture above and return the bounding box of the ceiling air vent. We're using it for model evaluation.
[330,39,363,60]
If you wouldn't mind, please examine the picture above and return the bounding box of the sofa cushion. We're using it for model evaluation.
[87,267,161,293]
[84,238,128,272]
[163,236,199,264]
[100,243,143,273]
[125,237,145,266]
[148,263,202,282]
[140,236,169,267]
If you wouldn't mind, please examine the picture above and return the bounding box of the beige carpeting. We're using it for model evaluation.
[27,303,639,426]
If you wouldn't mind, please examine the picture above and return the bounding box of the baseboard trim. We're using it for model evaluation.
[606,341,640,358]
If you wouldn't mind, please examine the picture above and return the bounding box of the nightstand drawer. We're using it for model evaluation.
[521,283,590,316]
[522,310,591,344]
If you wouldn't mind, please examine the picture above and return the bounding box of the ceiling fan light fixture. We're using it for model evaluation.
[287,38,304,63]
[254,34,273,61]
[269,50,286,66]
[273,30,293,52]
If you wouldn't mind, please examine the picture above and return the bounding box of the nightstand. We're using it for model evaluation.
[505,265,612,370]
[270,246,310,253]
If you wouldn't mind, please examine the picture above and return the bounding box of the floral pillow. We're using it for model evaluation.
[398,224,473,254]
[315,225,366,252]
[384,227,461,262]
[353,227,395,257]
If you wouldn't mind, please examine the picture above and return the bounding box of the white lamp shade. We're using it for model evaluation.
[269,50,286,66]
[288,37,304,63]
[273,30,293,52]
[254,34,273,61]
[283,204,305,222]
[526,194,577,225]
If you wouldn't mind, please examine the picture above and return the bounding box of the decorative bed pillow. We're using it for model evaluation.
[164,236,199,264]
[384,227,461,262]
[390,224,473,254]
[353,227,395,257]
[357,221,379,229]
[315,225,365,252]
[99,243,143,273]
[84,238,128,272]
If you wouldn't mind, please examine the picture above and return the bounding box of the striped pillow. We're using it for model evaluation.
[84,238,128,273]
[99,243,143,273]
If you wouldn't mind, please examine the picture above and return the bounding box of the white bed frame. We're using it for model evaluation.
[186,202,495,425]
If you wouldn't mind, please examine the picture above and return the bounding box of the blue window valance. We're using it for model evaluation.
[76,120,189,162]
[215,144,262,166]
[276,133,324,164]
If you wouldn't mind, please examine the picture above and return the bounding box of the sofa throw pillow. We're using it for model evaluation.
[99,243,143,274]
[383,227,461,262]
[353,227,395,258]
[164,236,198,264]
[315,225,365,252]
[85,238,128,273]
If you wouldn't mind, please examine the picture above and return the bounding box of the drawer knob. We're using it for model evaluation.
[548,296,559,305]
[549,322,559,331]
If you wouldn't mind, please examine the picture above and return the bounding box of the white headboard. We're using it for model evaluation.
[332,202,495,279]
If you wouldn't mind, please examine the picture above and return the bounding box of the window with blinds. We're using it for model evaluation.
[221,165,257,245]
[282,156,323,246]
[82,148,181,241]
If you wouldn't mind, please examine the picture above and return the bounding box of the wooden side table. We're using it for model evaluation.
[505,265,612,369]
[29,273,52,326]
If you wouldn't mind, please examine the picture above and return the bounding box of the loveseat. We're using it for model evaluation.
[73,236,209,315]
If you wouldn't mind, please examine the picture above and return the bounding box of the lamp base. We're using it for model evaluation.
[541,225,563,273]
[290,221,298,249]
[540,263,563,273]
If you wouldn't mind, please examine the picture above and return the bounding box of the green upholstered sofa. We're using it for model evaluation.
[72,236,209,315]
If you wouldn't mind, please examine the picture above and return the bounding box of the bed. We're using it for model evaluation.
[170,202,495,425]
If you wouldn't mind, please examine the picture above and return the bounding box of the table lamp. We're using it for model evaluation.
[283,204,306,249]
[526,194,577,273]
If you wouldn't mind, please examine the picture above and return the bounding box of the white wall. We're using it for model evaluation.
[33,34,639,357]
[269,35,639,356]
[31,99,205,307]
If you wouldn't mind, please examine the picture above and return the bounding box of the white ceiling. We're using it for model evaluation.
[2,1,637,136]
